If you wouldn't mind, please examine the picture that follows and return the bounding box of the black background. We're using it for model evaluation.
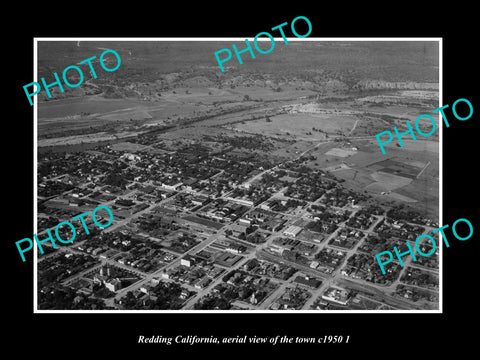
[5,4,478,356]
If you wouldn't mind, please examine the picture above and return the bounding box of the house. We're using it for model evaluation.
[179,289,190,300]
[243,260,258,272]
[140,285,152,295]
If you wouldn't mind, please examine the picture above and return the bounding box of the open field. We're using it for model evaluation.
[110,142,152,152]
[37,40,439,219]
[294,133,439,217]
[366,172,413,192]
[368,158,424,179]
[386,192,418,202]
[38,96,153,119]
[331,168,377,187]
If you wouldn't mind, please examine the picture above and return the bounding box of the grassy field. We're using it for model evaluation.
[366,172,413,191]
[110,142,152,152]
[37,40,439,83]
[38,96,152,119]
[231,112,357,140]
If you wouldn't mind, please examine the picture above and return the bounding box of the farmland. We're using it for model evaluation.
[35,40,441,312]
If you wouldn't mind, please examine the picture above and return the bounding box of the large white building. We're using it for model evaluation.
[283,225,303,238]
[226,197,254,207]
[162,182,183,191]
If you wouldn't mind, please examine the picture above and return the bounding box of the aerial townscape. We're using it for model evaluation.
[36,40,440,311]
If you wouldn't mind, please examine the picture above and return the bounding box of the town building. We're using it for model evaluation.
[321,287,350,306]
[105,278,122,292]
[283,225,303,238]
[226,243,246,254]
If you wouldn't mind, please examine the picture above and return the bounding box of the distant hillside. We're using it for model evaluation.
[36,40,439,102]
